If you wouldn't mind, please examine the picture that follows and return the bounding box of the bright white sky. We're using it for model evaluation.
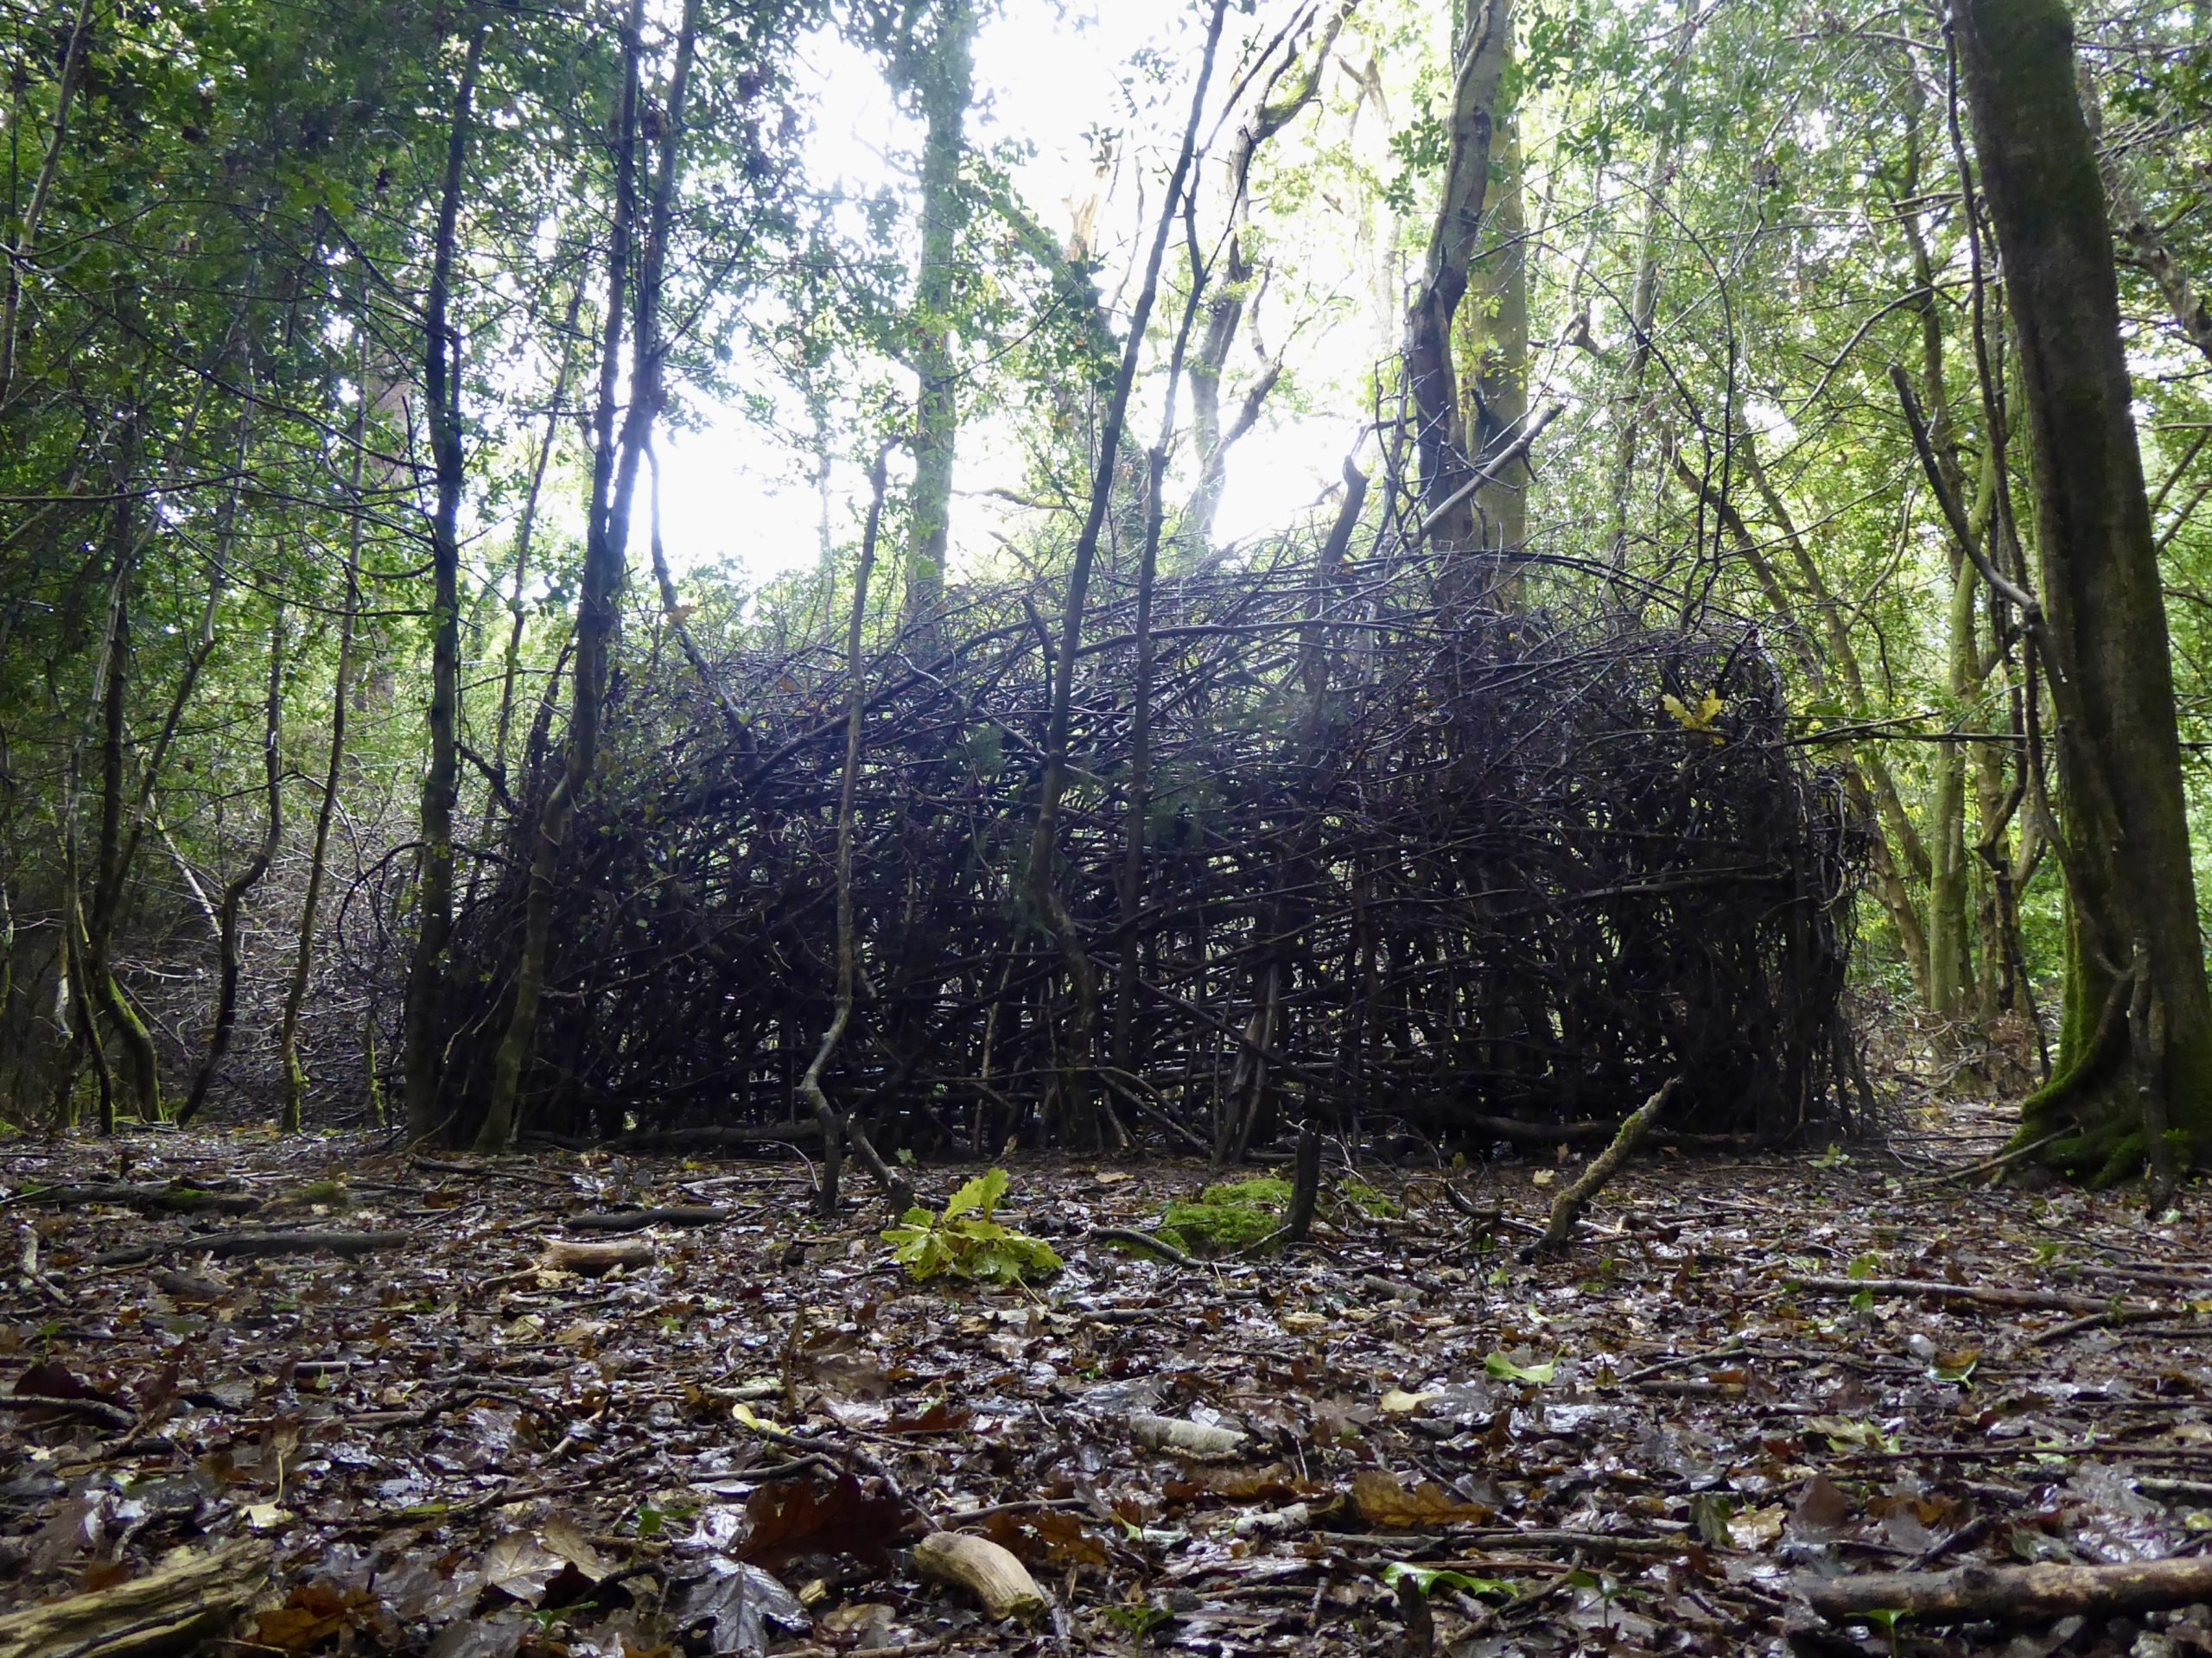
[651,0,1397,588]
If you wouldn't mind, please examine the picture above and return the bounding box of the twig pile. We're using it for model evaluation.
[435,543,1867,1153]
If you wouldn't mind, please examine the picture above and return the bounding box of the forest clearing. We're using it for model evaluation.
[5,0,2212,1649]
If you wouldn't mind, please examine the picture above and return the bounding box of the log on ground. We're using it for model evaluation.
[1802,1554,2212,1626]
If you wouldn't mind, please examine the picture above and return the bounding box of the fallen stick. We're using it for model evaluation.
[1,1394,137,1430]
[4,1182,261,1216]
[1528,1078,1678,1259]
[912,1532,1047,1622]
[94,1229,399,1265]
[1085,1226,1194,1267]
[540,1236,656,1274]
[565,1207,738,1232]
[196,1229,398,1260]
[1801,1553,2212,1627]
[1907,1128,2069,1187]
[0,1537,272,1658]
[2030,1305,2174,1345]
[1789,1276,2117,1314]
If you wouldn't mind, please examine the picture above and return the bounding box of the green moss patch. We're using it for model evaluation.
[1158,1176,1292,1255]
[1337,1178,1399,1219]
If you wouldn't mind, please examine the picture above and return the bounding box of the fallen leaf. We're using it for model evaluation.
[1379,1388,1441,1416]
[543,1515,611,1582]
[481,1533,565,1606]
[736,1475,907,1567]
[1728,1504,1787,1550]
[679,1560,809,1655]
[1349,1470,1494,1528]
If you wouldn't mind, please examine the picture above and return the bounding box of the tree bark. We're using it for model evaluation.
[401,19,489,1141]
[899,0,977,640]
[479,0,669,1149]
[1029,0,1226,1152]
[1955,0,2212,1181]
[278,342,370,1133]
[1407,0,1510,556]
[175,606,283,1126]
[84,429,161,1123]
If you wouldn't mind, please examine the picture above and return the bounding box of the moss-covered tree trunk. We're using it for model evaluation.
[899,0,976,641]
[1956,0,2212,1184]
[1468,116,1528,560]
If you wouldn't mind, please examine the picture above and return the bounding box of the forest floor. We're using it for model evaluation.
[5,1101,2212,1658]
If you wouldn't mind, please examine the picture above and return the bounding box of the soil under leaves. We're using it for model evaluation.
[7,1107,2212,1658]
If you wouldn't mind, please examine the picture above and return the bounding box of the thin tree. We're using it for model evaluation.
[478,0,670,1150]
[176,605,284,1125]
[277,362,372,1133]
[893,0,978,639]
[401,16,491,1140]
[1028,0,1227,1152]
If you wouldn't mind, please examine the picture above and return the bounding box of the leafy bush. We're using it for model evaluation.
[882,1168,1062,1286]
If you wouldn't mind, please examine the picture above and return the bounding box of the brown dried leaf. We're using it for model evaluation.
[735,1474,907,1567]
[1348,1470,1494,1528]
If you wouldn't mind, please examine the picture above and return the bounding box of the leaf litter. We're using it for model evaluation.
[6,1109,2212,1655]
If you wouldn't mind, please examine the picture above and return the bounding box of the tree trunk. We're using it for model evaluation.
[85,432,161,1123]
[1029,0,1226,1153]
[401,21,488,1142]
[900,0,977,639]
[1407,0,1510,556]
[277,320,373,1133]
[798,448,913,1217]
[1605,0,1698,572]
[176,606,283,1126]
[1955,0,2212,1185]
[1185,4,1346,549]
[479,0,662,1150]
[0,0,96,400]
[1469,114,1529,564]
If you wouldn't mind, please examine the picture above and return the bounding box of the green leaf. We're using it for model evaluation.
[1380,1562,1516,1600]
[1102,1604,1176,1636]
[942,1166,1007,1222]
[1484,1351,1556,1385]
[878,1168,1059,1286]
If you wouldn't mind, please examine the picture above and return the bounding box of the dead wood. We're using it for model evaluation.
[423,560,1864,1157]
[1790,1275,2114,1313]
[193,1229,398,1260]
[6,1182,260,1216]
[911,1531,1047,1621]
[91,1229,397,1263]
[540,1236,656,1274]
[1084,1226,1195,1267]
[1529,1078,1677,1258]
[565,1207,737,1231]
[1282,1122,1320,1243]
[596,1125,823,1152]
[1,1394,136,1429]
[0,1538,273,1658]
[1800,1553,2212,1626]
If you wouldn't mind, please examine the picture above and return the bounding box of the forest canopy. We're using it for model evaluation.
[3,0,2211,1191]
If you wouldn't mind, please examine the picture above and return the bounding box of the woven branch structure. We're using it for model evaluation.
[428,540,1868,1156]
